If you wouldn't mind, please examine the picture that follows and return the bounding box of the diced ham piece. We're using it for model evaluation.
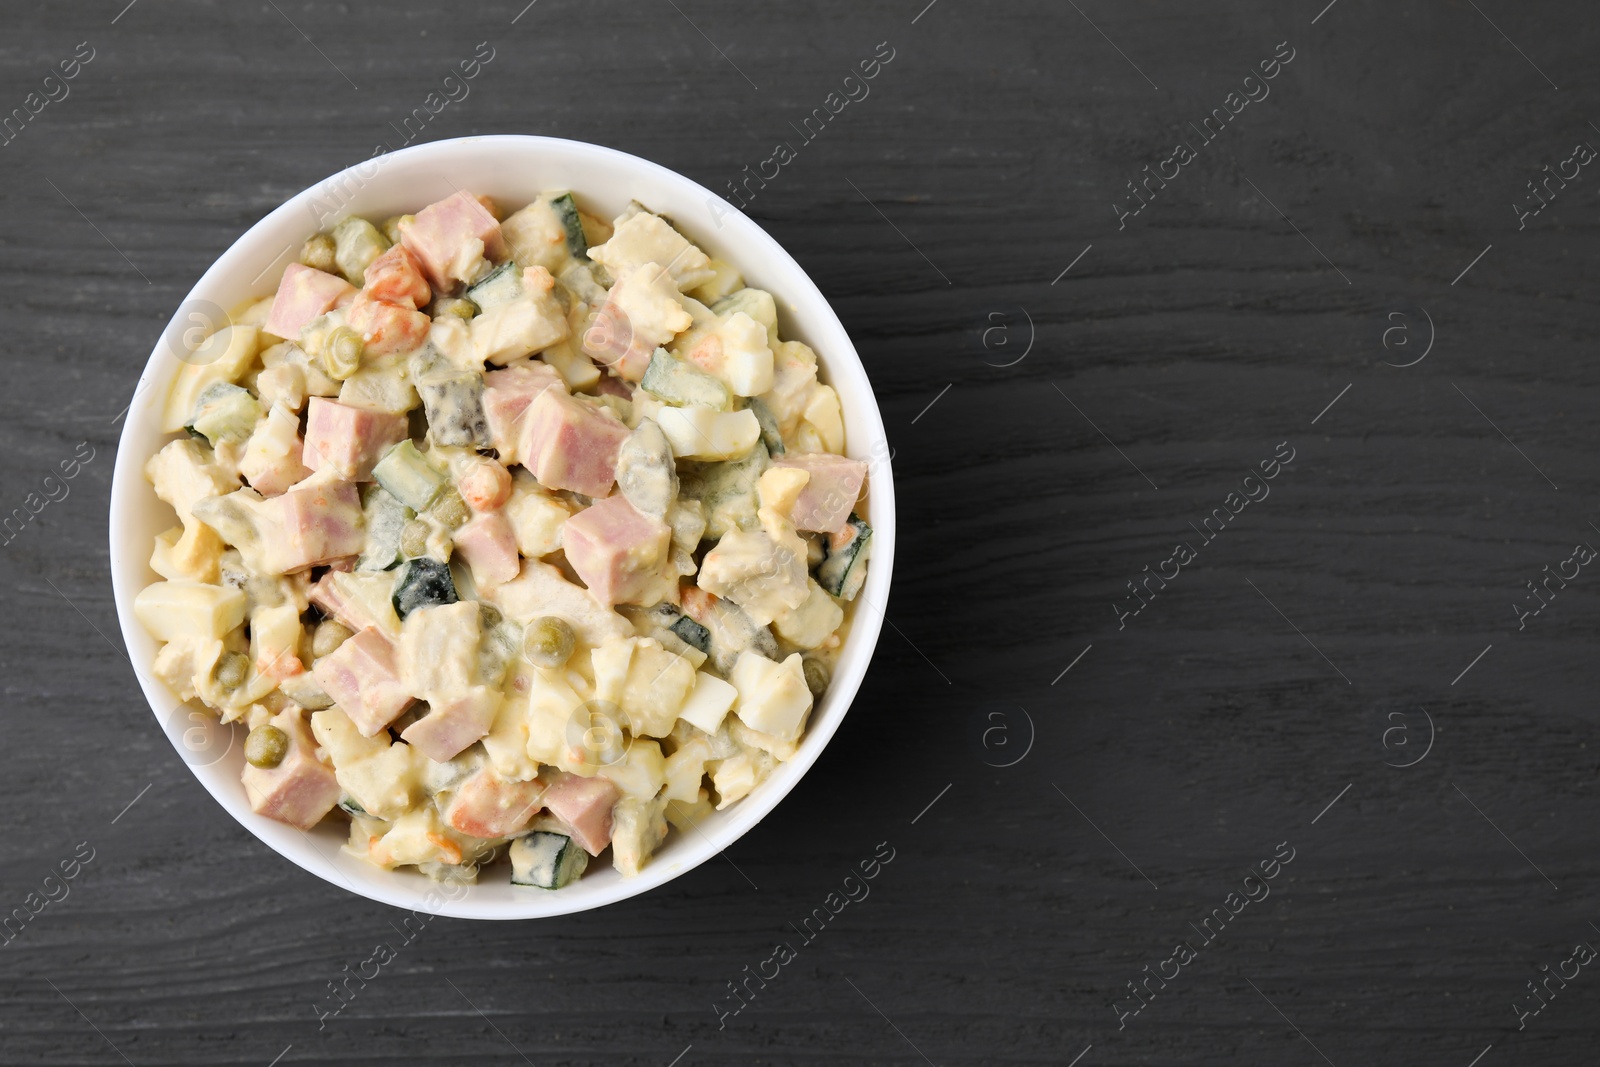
[362,244,432,309]
[265,263,356,340]
[401,686,500,763]
[451,512,521,587]
[562,493,672,606]
[309,572,387,634]
[312,628,414,735]
[443,767,545,839]
[481,362,566,466]
[773,453,868,534]
[540,771,620,855]
[581,264,692,381]
[346,290,431,356]
[398,191,505,290]
[266,480,365,572]
[518,390,629,497]
[302,397,408,481]
[240,710,340,830]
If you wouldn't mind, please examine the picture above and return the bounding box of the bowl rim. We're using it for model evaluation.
[107,134,896,919]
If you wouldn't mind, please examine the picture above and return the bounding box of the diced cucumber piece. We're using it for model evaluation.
[337,793,368,816]
[510,831,588,889]
[373,440,446,512]
[618,603,708,666]
[191,491,263,552]
[466,261,523,313]
[693,596,778,675]
[357,485,413,572]
[616,419,678,519]
[559,261,609,306]
[671,613,711,654]
[418,373,489,448]
[332,217,390,286]
[391,557,458,620]
[188,382,262,445]
[640,349,732,411]
[477,605,523,688]
[687,442,769,539]
[711,288,780,349]
[746,397,784,455]
[817,515,871,601]
[550,193,589,260]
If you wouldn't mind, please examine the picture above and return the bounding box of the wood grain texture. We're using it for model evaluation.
[3,0,1599,1063]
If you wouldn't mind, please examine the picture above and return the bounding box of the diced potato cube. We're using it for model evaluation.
[729,652,812,742]
[503,474,570,558]
[677,671,737,735]
[599,739,666,800]
[664,735,712,803]
[619,640,697,737]
[656,406,760,461]
[135,580,248,642]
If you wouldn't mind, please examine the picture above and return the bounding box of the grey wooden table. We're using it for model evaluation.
[4,1,1599,1064]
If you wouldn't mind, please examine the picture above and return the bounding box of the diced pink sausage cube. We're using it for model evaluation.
[302,397,409,481]
[482,362,566,466]
[309,571,388,633]
[773,453,869,534]
[541,772,620,855]
[399,191,506,290]
[268,480,365,572]
[452,511,521,588]
[517,390,629,497]
[311,628,414,736]
[240,711,340,830]
[443,767,545,839]
[265,263,357,340]
[562,493,671,606]
[400,686,500,762]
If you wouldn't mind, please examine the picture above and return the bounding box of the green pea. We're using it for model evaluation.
[524,616,576,668]
[400,519,431,558]
[323,326,364,380]
[214,651,249,690]
[802,658,830,698]
[431,297,479,322]
[311,619,354,660]
[245,724,289,769]
[300,233,338,274]
[431,487,470,529]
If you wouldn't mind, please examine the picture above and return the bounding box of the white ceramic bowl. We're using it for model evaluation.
[109,135,895,919]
